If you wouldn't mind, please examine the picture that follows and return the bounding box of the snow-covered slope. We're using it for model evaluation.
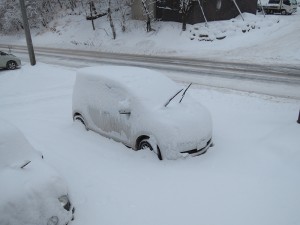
[1,10,300,65]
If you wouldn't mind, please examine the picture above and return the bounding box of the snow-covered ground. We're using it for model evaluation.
[1,10,300,65]
[0,63,299,225]
[1,5,300,224]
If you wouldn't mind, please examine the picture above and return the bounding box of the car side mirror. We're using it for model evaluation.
[119,109,131,115]
[118,99,131,115]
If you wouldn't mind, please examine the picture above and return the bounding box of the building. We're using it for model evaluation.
[132,0,257,24]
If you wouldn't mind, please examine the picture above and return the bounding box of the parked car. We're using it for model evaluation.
[0,50,21,70]
[262,0,297,14]
[0,119,75,225]
[72,66,213,160]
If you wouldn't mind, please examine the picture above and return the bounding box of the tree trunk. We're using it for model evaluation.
[142,0,152,32]
[146,16,151,32]
[108,0,116,39]
[121,13,126,32]
[182,13,187,31]
[57,0,63,8]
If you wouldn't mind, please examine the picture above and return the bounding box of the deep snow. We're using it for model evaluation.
[0,63,299,225]
[1,5,300,224]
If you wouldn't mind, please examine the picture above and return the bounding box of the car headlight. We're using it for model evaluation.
[58,195,71,211]
[47,216,59,225]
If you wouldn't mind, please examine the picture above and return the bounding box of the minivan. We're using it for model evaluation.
[72,66,213,160]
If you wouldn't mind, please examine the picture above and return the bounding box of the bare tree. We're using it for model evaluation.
[179,0,192,31]
[116,0,132,32]
[69,0,77,11]
[141,0,153,32]
[0,0,130,36]
[0,0,23,33]
[107,0,116,39]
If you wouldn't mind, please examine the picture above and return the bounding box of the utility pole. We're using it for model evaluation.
[19,0,36,66]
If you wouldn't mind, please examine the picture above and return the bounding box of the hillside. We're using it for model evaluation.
[1,8,300,65]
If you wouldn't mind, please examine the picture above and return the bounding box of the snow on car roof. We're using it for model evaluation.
[0,119,39,169]
[77,66,181,107]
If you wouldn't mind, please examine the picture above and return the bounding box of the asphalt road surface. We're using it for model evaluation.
[1,44,300,99]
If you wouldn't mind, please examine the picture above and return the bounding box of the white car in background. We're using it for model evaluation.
[0,50,21,70]
[0,119,75,225]
[72,66,213,160]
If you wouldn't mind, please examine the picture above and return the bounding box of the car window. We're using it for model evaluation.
[269,0,280,3]
[107,85,130,111]
[91,81,130,113]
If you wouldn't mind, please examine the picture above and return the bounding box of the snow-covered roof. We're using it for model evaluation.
[77,66,181,108]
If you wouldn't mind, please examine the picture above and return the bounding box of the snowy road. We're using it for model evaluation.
[1,44,300,99]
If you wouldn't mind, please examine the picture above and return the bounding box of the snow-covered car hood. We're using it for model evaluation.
[137,95,212,159]
[0,120,41,169]
[0,119,73,225]
[0,161,72,225]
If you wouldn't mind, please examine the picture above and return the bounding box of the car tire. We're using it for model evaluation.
[281,9,287,15]
[73,114,88,130]
[6,60,17,70]
[138,139,163,160]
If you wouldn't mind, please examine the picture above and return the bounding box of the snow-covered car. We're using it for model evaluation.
[72,66,213,160]
[0,119,75,225]
[0,51,21,70]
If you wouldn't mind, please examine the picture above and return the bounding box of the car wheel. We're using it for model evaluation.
[6,60,17,70]
[73,114,88,130]
[138,139,163,160]
[281,9,287,15]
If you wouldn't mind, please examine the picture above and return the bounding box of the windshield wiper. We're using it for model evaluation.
[164,89,183,107]
[179,83,192,103]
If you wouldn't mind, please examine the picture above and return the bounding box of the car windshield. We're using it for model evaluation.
[164,88,183,107]
[130,79,181,108]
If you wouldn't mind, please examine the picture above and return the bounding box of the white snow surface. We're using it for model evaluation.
[0,63,299,225]
[1,10,300,65]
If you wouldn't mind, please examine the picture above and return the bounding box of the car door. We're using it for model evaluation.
[0,51,7,68]
[88,81,132,145]
[108,85,133,144]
